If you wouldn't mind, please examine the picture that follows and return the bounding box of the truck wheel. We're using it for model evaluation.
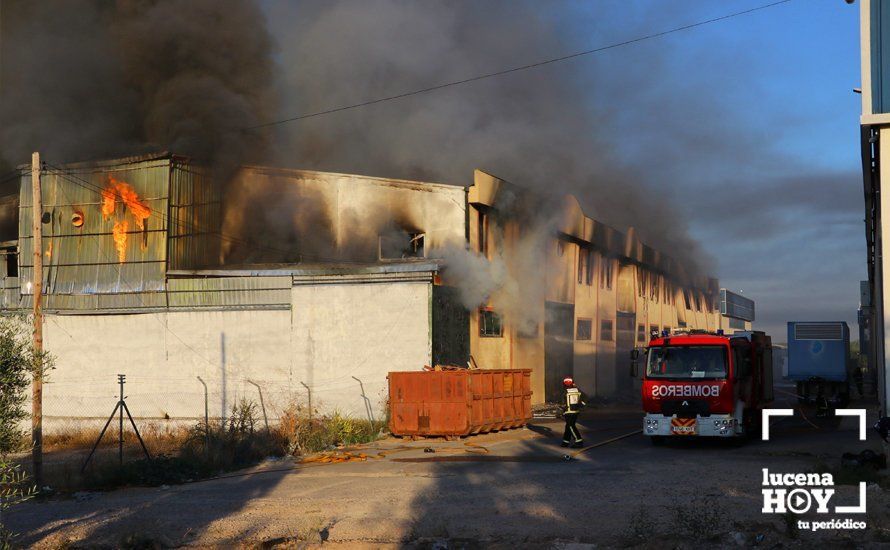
[650,436,666,446]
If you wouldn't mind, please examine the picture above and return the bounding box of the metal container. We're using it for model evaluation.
[787,322,850,382]
[388,368,532,437]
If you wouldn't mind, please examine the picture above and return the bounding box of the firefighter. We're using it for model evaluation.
[562,376,585,448]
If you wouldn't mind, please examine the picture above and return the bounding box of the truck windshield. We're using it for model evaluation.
[646,346,727,380]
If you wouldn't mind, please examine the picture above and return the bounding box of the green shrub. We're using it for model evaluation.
[0,316,49,547]
[275,403,384,456]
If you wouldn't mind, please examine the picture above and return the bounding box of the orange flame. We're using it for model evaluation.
[112,221,128,263]
[102,175,151,263]
[104,176,150,229]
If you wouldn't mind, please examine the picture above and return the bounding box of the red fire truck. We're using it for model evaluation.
[631,330,774,443]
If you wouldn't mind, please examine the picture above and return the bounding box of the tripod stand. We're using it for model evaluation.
[81,374,151,472]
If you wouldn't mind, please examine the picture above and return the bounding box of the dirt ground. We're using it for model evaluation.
[6,396,890,549]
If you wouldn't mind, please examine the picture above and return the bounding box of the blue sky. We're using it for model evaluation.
[615,1,865,339]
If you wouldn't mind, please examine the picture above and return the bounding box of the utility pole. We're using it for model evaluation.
[31,151,43,488]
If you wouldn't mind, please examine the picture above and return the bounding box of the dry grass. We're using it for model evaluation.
[27,398,386,492]
[43,423,193,455]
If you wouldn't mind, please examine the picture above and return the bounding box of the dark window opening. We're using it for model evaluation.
[576,318,592,341]
[586,250,595,286]
[637,323,646,343]
[478,210,489,256]
[577,249,584,283]
[600,319,613,341]
[379,232,425,259]
[3,251,17,278]
[479,308,503,337]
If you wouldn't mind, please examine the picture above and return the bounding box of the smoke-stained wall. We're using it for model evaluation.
[220,166,467,265]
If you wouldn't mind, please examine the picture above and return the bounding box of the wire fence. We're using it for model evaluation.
[38,374,388,443]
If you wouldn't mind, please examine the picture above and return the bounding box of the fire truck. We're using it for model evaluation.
[631,329,774,443]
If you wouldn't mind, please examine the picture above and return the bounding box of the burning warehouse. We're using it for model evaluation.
[0,153,750,429]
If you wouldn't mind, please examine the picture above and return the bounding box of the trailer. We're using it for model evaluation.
[787,321,851,410]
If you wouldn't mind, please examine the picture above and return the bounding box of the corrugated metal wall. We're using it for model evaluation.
[18,155,170,311]
[12,154,291,313]
[168,159,223,270]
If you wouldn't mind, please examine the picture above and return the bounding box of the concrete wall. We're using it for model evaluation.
[40,277,432,432]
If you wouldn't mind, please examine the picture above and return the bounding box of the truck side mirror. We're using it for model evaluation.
[630,349,640,378]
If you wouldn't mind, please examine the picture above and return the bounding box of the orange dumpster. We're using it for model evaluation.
[388,369,532,437]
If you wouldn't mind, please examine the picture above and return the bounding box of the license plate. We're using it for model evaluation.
[671,417,696,435]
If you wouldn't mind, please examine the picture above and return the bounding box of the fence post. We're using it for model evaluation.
[196,376,209,453]
[300,381,312,420]
[246,380,269,431]
[352,376,375,423]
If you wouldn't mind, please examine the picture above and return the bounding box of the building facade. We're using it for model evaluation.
[859,0,890,417]
[2,153,748,429]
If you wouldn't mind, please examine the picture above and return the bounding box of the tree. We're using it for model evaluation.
[0,316,50,547]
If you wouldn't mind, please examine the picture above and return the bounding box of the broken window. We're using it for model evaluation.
[600,319,613,342]
[379,231,425,260]
[576,318,592,341]
[479,308,503,337]
[585,249,595,286]
[650,275,659,303]
[683,289,692,310]
[637,323,646,343]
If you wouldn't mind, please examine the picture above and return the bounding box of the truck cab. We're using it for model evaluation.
[635,330,773,442]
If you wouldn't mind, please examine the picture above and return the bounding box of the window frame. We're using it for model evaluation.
[479,307,504,338]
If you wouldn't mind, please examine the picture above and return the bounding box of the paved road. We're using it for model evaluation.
[7,400,888,548]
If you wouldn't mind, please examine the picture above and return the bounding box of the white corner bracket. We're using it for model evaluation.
[835,482,868,514]
[762,409,794,441]
[835,409,868,441]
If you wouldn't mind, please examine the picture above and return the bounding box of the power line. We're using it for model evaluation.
[245,0,793,130]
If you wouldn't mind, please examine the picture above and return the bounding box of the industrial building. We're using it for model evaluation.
[2,153,752,429]
[859,0,890,419]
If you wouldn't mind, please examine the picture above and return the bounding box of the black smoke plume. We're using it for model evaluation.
[0,0,275,175]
